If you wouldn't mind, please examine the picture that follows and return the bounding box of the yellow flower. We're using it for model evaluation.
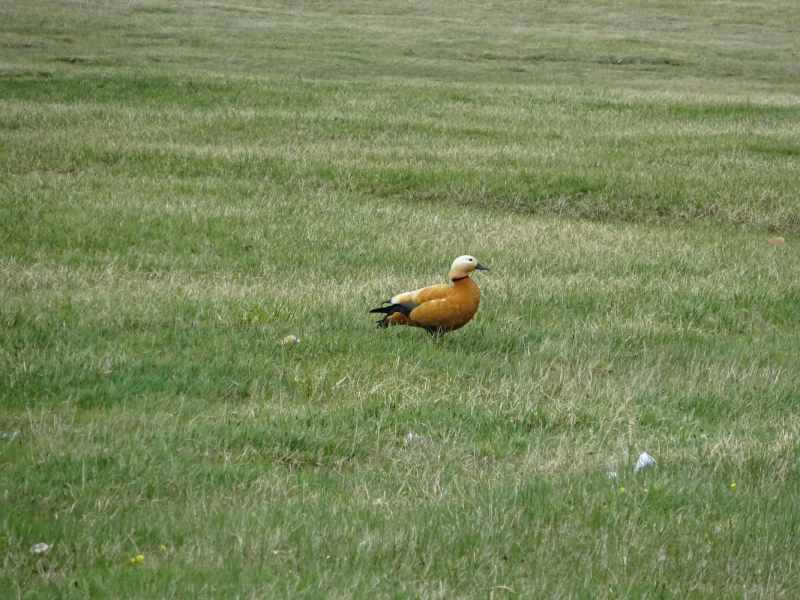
[619,487,626,493]
[130,554,144,563]
[643,488,649,493]
[730,483,736,488]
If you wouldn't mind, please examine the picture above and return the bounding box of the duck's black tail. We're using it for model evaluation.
[369,301,412,328]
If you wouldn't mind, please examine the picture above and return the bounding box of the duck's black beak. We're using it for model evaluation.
[475,263,489,271]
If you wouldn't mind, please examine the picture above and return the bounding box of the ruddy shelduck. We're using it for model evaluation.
[370,255,489,335]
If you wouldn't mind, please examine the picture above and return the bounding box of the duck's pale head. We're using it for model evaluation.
[450,255,489,280]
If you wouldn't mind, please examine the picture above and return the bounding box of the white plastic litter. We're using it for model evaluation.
[634,452,657,473]
[31,543,52,554]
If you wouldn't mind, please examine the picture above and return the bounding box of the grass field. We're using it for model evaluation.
[2,0,799,597]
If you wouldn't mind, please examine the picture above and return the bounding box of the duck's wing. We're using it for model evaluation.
[369,283,452,320]
[391,283,453,307]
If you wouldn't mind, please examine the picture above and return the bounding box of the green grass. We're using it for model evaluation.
[2,0,799,597]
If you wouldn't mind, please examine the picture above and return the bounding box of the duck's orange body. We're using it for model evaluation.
[371,256,488,335]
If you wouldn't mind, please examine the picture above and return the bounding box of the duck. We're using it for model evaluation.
[370,255,489,334]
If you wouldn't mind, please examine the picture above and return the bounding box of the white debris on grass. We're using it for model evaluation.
[634,452,657,473]
[31,543,52,554]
